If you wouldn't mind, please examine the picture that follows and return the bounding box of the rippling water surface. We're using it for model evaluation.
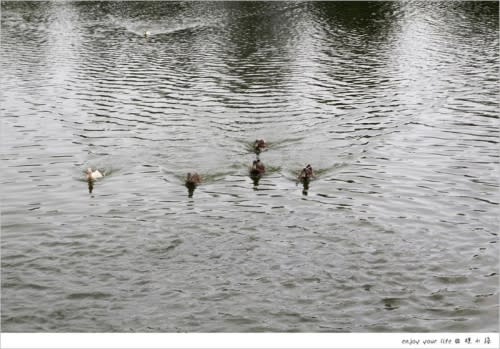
[1,1,498,332]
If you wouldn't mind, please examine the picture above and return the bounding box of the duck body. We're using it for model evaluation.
[250,160,265,178]
[298,164,313,182]
[86,168,103,181]
[249,160,265,187]
[185,172,202,197]
[185,172,202,186]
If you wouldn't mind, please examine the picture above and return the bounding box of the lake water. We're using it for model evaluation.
[1,1,498,332]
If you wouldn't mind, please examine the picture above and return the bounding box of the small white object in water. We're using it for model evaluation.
[144,30,151,37]
[86,168,103,181]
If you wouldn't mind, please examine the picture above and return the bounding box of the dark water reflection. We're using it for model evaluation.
[1,1,498,332]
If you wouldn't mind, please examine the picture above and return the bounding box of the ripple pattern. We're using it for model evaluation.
[1,1,498,332]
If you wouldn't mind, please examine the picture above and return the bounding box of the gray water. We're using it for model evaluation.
[1,1,498,332]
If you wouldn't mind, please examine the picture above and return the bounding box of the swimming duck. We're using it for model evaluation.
[249,160,265,187]
[298,164,313,195]
[186,172,202,186]
[144,30,151,37]
[298,164,314,182]
[254,139,267,154]
[250,159,266,177]
[185,172,202,197]
[86,168,103,181]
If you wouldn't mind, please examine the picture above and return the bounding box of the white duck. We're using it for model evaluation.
[86,168,103,181]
